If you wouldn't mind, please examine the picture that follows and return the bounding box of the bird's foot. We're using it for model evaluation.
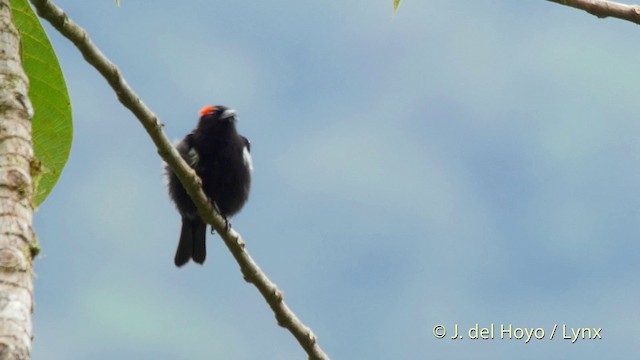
[223,216,231,232]
[209,216,230,233]
[210,199,231,233]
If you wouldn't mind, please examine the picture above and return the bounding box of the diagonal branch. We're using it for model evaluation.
[26,0,329,359]
[546,0,640,24]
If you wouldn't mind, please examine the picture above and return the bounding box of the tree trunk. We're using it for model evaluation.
[0,1,35,359]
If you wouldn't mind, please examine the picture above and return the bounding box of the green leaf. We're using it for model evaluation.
[393,0,401,13]
[11,0,72,207]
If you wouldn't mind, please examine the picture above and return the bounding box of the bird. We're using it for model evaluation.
[165,105,252,267]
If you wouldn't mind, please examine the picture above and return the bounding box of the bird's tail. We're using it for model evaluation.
[174,218,207,266]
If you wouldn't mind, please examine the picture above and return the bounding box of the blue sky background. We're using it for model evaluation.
[31,1,639,359]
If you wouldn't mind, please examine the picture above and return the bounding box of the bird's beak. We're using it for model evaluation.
[220,109,237,120]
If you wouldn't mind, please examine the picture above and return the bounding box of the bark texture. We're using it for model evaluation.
[0,1,35,359]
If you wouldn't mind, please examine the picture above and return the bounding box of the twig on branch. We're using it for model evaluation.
[26,0,330,358]
[546,0,640,25]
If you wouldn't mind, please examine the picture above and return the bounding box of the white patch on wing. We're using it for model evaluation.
[242,146,253,172]
[187,147,199,166]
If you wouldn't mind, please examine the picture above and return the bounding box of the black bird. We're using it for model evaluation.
[166,105,252,267]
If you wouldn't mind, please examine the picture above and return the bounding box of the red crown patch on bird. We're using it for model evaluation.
[199,105,216,116]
